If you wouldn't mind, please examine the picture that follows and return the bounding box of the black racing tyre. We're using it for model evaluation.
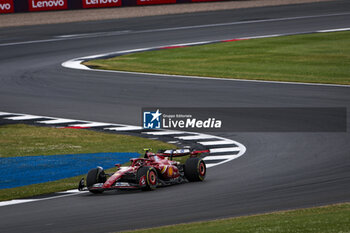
[137,166,158,191]
[86,167,106,194]
[184,157,206,182]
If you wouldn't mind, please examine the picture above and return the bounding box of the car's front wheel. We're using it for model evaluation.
[86,167,106,194]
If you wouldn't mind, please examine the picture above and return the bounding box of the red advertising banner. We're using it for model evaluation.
[28,0,68,12]
[137,0,176,5]
[83,0,121,9]
[0,0,14,14]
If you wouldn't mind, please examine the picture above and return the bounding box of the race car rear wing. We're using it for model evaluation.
[157,148,209,160]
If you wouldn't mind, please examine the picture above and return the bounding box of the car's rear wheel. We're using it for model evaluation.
[137,166,158,191]
[86,167,106,194]
[184,157,206,182]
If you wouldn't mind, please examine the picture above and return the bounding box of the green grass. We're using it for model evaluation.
[122,203,350,233]
[85,31,350,85]
[0,124,174,201]
[0,124,171,157]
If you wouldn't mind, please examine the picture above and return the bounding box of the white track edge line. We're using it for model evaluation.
[2,12,350,47]
[0,192,86,207]
[62,29,350,88]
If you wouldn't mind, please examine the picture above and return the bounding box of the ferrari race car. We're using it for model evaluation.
[78,148,208,193]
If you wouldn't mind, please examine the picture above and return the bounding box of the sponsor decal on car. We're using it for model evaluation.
[139,176,146,186]
[83,0,121,9]
[114,182,130,187]
[0,0,14,14]
[160,165,167,174]
[137,0,176,5]
[167,166,173,176]
[28,0,67,12]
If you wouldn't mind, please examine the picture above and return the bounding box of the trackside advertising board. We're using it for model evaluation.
[0,0,14,14]
[137,0,176,5]
[28,0,68,12]
[83,0,121,9]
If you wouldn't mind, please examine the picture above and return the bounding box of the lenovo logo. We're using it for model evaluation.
[28,0,67,12]
[0,3,11,10]
[0,0,14,14]
[83,0,121,8]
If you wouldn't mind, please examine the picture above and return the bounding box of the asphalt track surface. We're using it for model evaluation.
[0,1,350,232]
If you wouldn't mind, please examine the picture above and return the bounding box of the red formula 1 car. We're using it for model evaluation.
[78,148,208,193]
